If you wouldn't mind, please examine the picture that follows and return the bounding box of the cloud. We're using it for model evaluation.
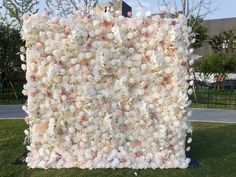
[127,0,157,15]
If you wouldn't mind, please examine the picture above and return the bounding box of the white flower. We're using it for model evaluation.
[187,111,192,117]
[61,56,68,63]
[69,105,76,112]
[141,64,147,70]
[110,158,119,168]
[93,20,100,26]
[20,46,26,53]
[164,67,173,74]
[29,63,37,71]
[103,113,113,130]
[85,149,93,160]
[127,32,134,39]
[189,48,194,54]
[60,95,66,102]
[89,31,95,37]
[85,52,92,59]
[78,52,85,59]
[108,33,114,39]
[21,64,26,71]
[52,50,61,57]
[112,26,123,44]
[187,138,192,144]
[189,80,194,86]
[47,64,59,78]
[24,129,29,135]
[114,79,124,91]
[173,121,180,127]
[71,58,77,65]
[187,89,193,95]
[20,54,25,62]
[189,59,194,66]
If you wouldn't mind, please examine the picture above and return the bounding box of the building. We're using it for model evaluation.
[94,0,132,17]
[196,17,236,57]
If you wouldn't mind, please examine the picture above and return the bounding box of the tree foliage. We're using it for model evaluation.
[194,52,236,75]
[0,25,25,84]
[188,16,208,49]
[195,29,236,77]
[209,29,236,54]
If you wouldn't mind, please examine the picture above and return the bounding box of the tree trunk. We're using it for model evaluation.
[182,0,186,15]
[9,80,18,99]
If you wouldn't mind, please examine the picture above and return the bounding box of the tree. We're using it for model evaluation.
[2,0,39,29]
[0,25,25,98]
[188,16,208,49]
[209,29,236,54]
[0,0,39,97]
[194,53,236,76]
[136,0,214,49]
[46,0,99,17]
[156,0,216,20]
[194,29,236,83]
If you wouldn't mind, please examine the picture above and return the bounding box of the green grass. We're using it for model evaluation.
[0,120,236,177]
[1,86,236,110]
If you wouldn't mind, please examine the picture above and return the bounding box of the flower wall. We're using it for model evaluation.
[21,11,193,169]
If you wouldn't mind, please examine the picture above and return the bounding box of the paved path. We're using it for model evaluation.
[0,105,236,123]
[0,105,27,119]
[190,108,236,123]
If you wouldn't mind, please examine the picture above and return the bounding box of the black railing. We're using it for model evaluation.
[1,83,236,110]
[0,83,27,104]
[191,87,236,109]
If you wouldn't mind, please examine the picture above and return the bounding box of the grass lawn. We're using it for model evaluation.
[0,120,236,177]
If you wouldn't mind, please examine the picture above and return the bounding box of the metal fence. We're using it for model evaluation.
[1,83,236,110]
[191,87,236,109]
[0,83,27,104]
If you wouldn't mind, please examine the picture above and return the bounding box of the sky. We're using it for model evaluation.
[1,0,236,20]
[122,0,236,20]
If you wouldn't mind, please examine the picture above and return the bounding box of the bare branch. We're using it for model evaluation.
[46,0,98,17]
[156,0,217,20]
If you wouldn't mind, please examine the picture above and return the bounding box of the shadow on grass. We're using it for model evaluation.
[190,123,236,161]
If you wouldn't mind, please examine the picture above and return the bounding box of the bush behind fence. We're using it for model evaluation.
[191,87,236,109]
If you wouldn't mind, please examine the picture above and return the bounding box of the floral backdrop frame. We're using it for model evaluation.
[21,10,194,169]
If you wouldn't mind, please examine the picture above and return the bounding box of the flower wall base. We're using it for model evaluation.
[21,11,193,169]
